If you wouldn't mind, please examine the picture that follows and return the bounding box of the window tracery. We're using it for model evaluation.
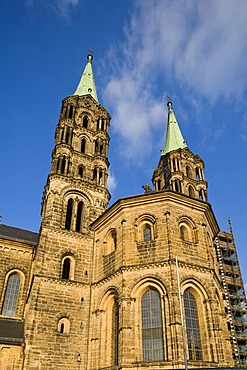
[1,271,22,317]
[141,289,164,361]
[183,289,202,360]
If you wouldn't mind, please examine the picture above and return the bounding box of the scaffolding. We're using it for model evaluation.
[215,220,247,366]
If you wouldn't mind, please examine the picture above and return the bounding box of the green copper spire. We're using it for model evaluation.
[161,101,187,155]
[74,53,98,102]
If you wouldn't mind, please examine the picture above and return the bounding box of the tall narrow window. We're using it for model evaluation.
[95,139,99,154]
[98,169,103,185]
[83,116,88,128]
[188,186,195,198]
[186,165,192,178]
[183,290,202,360]
[78,165,84,178]
[60,127,64,142]
[65,128,70,144]
[76,201,83,232]
[144,224,151,242]
[199,189,204,201]
[62,258,71,279]
[60,323,65,333]
[97,118,100,130]
[68,105,73,119]
[2,272,21,317]
[196,168,200,181]
[81,138,86,153]
[93,168,97,182]
[65,198,73,230]
[61,156,66,174]
[157,180,161,191]
[175,179,181,193]
[172,157,176,171]
[141,289,164,361]
[180,225,190,241]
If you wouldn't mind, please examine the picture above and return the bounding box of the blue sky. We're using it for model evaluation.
[1,0,247,283]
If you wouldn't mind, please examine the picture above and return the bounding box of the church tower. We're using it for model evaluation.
[152,101,208,202]
[24,53,111,369]
[41,52,111,232]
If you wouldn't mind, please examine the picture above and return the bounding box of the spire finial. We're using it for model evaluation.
[87,49,93,62]
[161,100,187,155]
[73,51,98,102]
[166,95,172,109]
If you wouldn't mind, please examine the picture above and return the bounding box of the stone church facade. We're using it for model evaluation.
[0,54,246,370]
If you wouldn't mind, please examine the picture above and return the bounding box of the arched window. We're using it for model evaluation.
[65,198,73,230]
[180,224,191,242]
[81,138,86,153]
[157,179,161,191]
[97,118,100,130]
[93,168,97,182]
[104,229,117,255]
[65,128,70,144]
[61,156,66,174]
[57,317,70,334]
[186,165,192,178]
[68,105,73,119]
[94,139,99,154]
[75,201,83,232]
[188,186,195,198]
[183,290,202,360]
[174,179,181,193]
[199,189,204,201]
[62,258,70,279]
[2,272,21,317]
[100,293,119,366]
[61,255,75,280]
[82,116,88,128]
[78,165,83,178]
[99,169,103,185]
[141,289,164,361]
[56,157,60,173]
[196,168,200,181]
[60,127,64,142]
[143,224,151,242]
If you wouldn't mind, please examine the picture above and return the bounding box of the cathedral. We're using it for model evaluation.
[0,53,246,370]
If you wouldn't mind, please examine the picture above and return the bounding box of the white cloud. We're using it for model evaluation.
[107,171,117,193]
[26,0,81,20]
[103,0,247,160]
[240,111,247,142]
